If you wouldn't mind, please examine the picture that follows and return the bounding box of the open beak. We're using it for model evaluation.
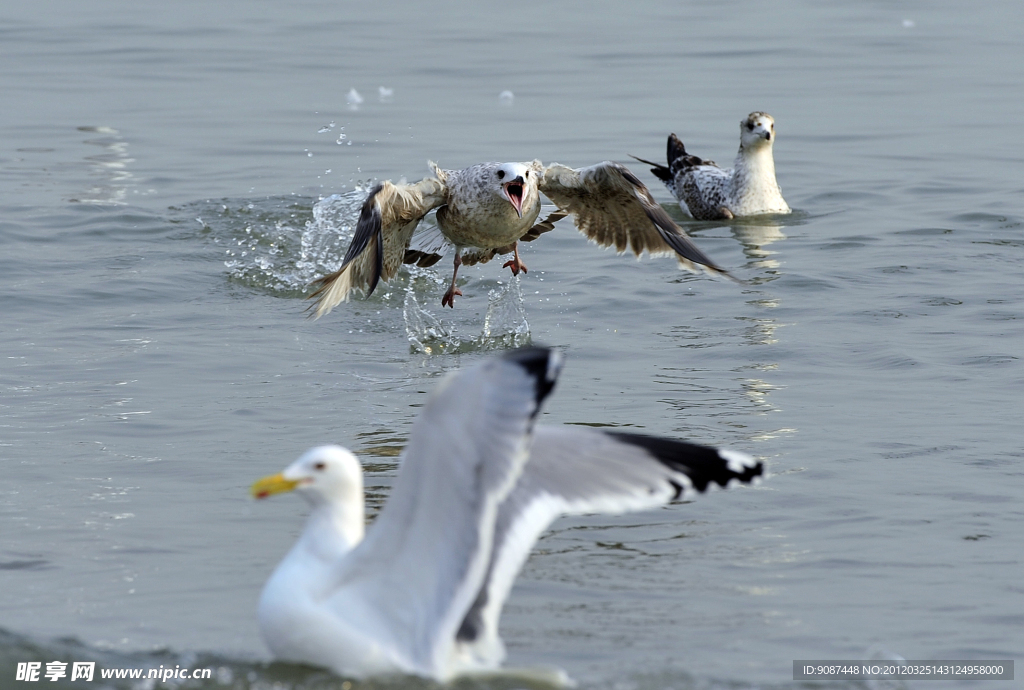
[251,472,300,499]
[503,176,525,218]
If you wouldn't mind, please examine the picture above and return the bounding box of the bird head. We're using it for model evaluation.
[739,112,776,150]
[251,445,363,507]
[493,162,536,218]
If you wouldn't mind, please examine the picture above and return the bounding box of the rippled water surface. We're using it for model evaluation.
[2,1,1022,688]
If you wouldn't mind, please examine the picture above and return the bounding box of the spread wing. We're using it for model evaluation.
[324,348,562,677]
[538,161,731,277]
[454,426,765,667]
[307,176,447,318]
[403,221,451,268]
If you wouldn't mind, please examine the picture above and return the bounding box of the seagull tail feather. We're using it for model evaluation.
[666,133,714,176]
[628,154,672,184]
[666,133,689,172]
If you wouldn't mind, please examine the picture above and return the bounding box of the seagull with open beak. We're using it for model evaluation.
[308,157,734,315]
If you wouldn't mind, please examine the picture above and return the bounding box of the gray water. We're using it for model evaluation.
[2,1,1022,688]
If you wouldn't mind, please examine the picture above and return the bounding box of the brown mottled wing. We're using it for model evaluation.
[519,208,568,243]
[403,221,451,268]
[657,133,732,220]
[679,166,731,220]
[538,162,731,277]
[307,176,447,318]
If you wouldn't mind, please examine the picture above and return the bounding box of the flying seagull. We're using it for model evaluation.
[251,347,765,680]
[307,160,731,316]
[633,112,791,221]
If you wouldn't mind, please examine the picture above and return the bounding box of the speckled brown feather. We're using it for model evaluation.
[538,162,729,276]
[307,176,446,318]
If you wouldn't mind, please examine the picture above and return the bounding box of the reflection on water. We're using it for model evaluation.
[652,211,791,442]
[732,222,786,270]
[727,213,804,271]
[736,314,781,347]
[72,126,134,205]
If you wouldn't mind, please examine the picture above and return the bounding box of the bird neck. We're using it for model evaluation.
[297,489,365,564]
[732,145,779,195]
[735,143,775,175]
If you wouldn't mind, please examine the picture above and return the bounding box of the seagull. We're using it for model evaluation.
[251,347,765,680]
[632,112,791,221]
[307,160,732,316]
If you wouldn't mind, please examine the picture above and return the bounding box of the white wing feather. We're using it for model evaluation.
[324,349,560,676]
[454,426,763,666]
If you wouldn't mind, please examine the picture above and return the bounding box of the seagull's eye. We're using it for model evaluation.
[524,171,529,178]
[313,462,326,471]
[497,170,505,180]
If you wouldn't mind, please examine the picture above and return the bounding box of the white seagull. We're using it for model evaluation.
[251,347,765,681]
[633,112,791,221]
[307,160,732,316]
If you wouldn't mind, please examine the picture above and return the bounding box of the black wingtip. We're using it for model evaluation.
[606,432,764,497]
[367,217,383,297]
[641,203,729,275]
[337,183,386,297]
[503,346,563,415]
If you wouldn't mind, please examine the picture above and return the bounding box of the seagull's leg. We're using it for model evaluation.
[441,249,464,308]
[502,242,529,276]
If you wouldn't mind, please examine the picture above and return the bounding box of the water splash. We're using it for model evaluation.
[188,192,367,296]
[481,277,530,348]
[295,192,367,280]
[403,277,530,354]
[188,192,531,352]
[403,292,458,354]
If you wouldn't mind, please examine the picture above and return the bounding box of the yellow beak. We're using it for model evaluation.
[251,472,300,499]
